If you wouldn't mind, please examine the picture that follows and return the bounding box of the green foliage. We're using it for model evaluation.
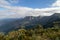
[0,23,60,40]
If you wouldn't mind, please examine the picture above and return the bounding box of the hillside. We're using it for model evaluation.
[0,13,60,33]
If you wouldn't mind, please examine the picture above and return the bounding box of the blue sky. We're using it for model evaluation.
[0,0,60,19]
[0,0,56,10]
[8,0,56,8]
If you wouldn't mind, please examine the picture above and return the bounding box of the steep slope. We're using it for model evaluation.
[44,13,60,27]
[0,16,42,32]
[0,13,60,33]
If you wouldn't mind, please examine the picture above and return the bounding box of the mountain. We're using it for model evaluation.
[0,13,60,33]
[0,16,42,32]
[44,13,60,27]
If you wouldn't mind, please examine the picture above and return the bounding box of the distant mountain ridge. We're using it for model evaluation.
[0,13,60,33]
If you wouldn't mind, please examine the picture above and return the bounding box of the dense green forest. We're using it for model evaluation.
[0,22,60,40]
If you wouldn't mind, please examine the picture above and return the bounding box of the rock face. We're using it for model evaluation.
[0,13,60,33]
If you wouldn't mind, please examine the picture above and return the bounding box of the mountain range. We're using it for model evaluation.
[0,13,60,33]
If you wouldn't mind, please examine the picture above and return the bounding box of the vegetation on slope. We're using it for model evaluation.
[0,21,60,40]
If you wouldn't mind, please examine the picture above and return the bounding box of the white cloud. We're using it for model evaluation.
[0,0,60,18]
[52,0,60,7]
[0,6,56,18]
[0,0,10,6]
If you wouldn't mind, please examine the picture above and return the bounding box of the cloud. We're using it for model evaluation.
[0,0,60,18]
[52,0,60,7]
[0,6,55,18]
[0,0,10,6]
[0,6,34,18]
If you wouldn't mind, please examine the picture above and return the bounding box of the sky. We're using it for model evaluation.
[0,0,60,19]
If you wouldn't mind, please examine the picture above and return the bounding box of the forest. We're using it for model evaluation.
[0,21,60,40]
